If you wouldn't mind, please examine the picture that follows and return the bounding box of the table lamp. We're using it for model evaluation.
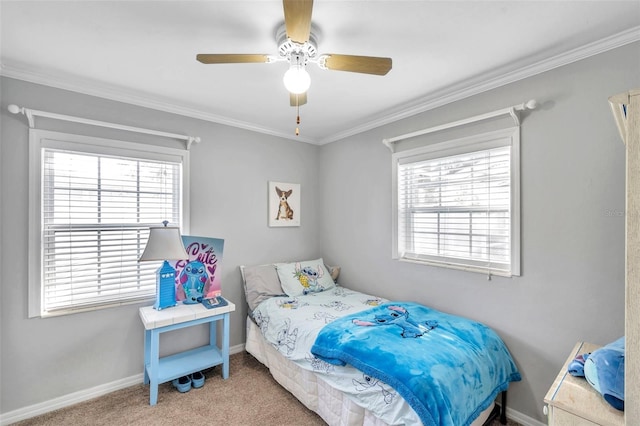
[139,221,188,310]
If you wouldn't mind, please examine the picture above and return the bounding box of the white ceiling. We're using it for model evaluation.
[1,1,639,144]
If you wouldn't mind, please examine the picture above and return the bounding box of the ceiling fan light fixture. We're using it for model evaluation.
[283,63,311,94]
[196,4,393,115]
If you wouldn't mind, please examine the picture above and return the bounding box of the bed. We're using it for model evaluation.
[241,259,520,426]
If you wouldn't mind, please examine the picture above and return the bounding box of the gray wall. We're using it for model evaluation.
[318,42,639,423]
[1,41,638,422]
[0,77,320,413]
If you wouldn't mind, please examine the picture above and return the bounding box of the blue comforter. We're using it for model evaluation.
[311,302,521,426]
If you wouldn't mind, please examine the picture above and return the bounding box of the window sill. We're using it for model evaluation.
[395,256,516,279]
[36,296,156,318]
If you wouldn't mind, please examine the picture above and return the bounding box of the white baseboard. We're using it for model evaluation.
[0,374,144,425]
[0,343,246,426]
[2,343,544,426]
[505,406,547,426]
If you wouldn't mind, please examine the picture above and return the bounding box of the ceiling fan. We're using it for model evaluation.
[196,0,392,134]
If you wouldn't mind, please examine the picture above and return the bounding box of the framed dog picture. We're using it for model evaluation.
[268,181,300,227]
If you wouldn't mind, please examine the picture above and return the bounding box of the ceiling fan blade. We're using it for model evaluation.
[283,0,313,44]
[290,92,308,107]
[323,54,392,76]
[196,54,270,64]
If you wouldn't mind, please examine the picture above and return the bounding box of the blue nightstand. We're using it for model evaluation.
[139,300,236,405]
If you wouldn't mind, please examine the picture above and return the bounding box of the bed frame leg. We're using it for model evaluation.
[500,391,507,424]
[482,391,508,426]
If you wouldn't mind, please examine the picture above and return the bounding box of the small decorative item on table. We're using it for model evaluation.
[202,295,229,309]
[173,235,225,304]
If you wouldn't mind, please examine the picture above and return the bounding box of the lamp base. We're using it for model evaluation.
[154,260,177,310]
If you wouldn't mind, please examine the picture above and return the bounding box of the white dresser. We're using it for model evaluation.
[544,342,624,426]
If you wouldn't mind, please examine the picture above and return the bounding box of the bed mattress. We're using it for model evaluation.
[246,317,495,426]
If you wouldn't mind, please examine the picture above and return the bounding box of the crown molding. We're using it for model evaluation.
[318,25,640,145]
[2,26,638,146]
[0,63,317,144]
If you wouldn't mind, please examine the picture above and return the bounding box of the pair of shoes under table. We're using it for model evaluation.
[171,371,205,393]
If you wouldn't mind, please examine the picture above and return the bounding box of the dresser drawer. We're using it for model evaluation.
[548,406,600,426]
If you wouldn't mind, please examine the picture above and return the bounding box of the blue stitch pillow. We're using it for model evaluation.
[276,258,336,297]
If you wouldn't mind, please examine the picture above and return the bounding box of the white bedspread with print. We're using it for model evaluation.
[252,286,421,425]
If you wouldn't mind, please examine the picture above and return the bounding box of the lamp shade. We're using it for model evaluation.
[139,225,188,262]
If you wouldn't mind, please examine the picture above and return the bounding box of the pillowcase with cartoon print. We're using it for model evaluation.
[276,258,336,297]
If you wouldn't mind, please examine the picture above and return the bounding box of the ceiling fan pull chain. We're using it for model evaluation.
[295,96,301,136]
[295,112,300,135]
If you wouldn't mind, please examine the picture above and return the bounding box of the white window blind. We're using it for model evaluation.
[392,128,520,276]
[29,130,188,317]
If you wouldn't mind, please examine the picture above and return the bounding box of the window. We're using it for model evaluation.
[392,127,520,276]
[29,130,189,317]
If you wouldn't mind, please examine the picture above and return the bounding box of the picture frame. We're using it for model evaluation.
[268,181,300,227]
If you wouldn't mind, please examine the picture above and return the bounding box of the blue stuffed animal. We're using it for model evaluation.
[568,337,625,411]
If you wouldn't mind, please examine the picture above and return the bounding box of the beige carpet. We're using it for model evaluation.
[14,351,521,426]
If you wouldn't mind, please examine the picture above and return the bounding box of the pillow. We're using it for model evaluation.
[242,264,286,311]
[276,258,336,296]
[325,264,341,282]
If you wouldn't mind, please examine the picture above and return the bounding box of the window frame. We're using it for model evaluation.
[391,127,521,277]
[28,129,190,317]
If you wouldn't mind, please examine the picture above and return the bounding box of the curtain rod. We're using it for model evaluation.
[7,104,201,150]
[382,99,537,152]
